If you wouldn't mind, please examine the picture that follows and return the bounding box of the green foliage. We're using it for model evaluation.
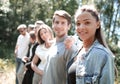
[0,44,15,60]
[108,43,120,82]
[114,47,120,76]
[0,0,79,58]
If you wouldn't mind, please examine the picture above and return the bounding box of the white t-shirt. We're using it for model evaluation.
[16,32,30,59]
[35,42,55,71]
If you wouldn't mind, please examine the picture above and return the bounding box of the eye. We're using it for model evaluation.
[85,21,90,25]
[55,21,59,24]
[76,22,81,26]
[44,31,47,34]
[61,22,65,25]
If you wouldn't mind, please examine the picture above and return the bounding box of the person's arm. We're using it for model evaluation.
[99,54,115,84]
[22,56,29,63]
[14,36,20,57]
[14,44,18,57]
[31,55,43,75]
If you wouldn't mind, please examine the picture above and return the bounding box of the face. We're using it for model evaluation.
[30,37,34,44]
[39,28,51,42]
[19,28,26,35]
[28,28,33,33]
[76,11,100,42]
[52,15,70,38]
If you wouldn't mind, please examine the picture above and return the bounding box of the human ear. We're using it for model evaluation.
[68,24,71,30]
[96,21,100,29]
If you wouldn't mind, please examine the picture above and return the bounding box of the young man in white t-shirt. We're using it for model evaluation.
[14,24,30,84]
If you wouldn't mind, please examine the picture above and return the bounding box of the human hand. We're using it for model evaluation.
[22,56,29,62]
[64,36,75,49]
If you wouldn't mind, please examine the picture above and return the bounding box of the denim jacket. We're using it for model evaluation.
[76,40,114,84]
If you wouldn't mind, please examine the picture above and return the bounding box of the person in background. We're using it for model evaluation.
[35,20,44,27]
[14,24,30,84]
[34,20,45,35]
[22,31,39,84]
[31,24,55,84]
[32,20,45,84]
[42,10,78,84]
[27,24,35,33]
[67,5,115,84]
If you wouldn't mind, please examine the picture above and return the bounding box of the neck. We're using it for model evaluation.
[83,38,95,51]
[22,32,26,36]
[56,34,67,42]
[45,39,53,48]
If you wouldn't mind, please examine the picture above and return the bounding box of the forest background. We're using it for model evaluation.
[0,0,120,83]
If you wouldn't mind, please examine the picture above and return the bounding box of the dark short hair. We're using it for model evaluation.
[29,31,36,40]
[52,10,71,25]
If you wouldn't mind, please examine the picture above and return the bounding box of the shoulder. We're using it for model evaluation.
[26,32,30,38]
[94,43,110,54]
[91,40,109,54]
[36,45,41,49]
[18,34,23,38]
[91,43,112,60]
[35,45,41,53]
[36,44,45,49]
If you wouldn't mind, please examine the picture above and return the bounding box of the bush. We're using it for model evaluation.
[0,44,15,59]
[109,44,120,83]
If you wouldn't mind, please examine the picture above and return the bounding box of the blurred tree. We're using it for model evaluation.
[0,0,78,58]
[0,0,120,58]
[94,0,120,45]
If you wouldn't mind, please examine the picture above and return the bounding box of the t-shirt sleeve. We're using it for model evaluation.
[16,35,21,45]
[35,46,40,56]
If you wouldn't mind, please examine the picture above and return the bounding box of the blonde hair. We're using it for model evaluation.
[37,24,54,44]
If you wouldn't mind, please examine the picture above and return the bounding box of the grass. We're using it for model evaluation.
[0,58,120,84]
[115,76,120,84]
[0,58,15,84]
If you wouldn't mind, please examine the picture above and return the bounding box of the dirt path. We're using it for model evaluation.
[0,68,15,84]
